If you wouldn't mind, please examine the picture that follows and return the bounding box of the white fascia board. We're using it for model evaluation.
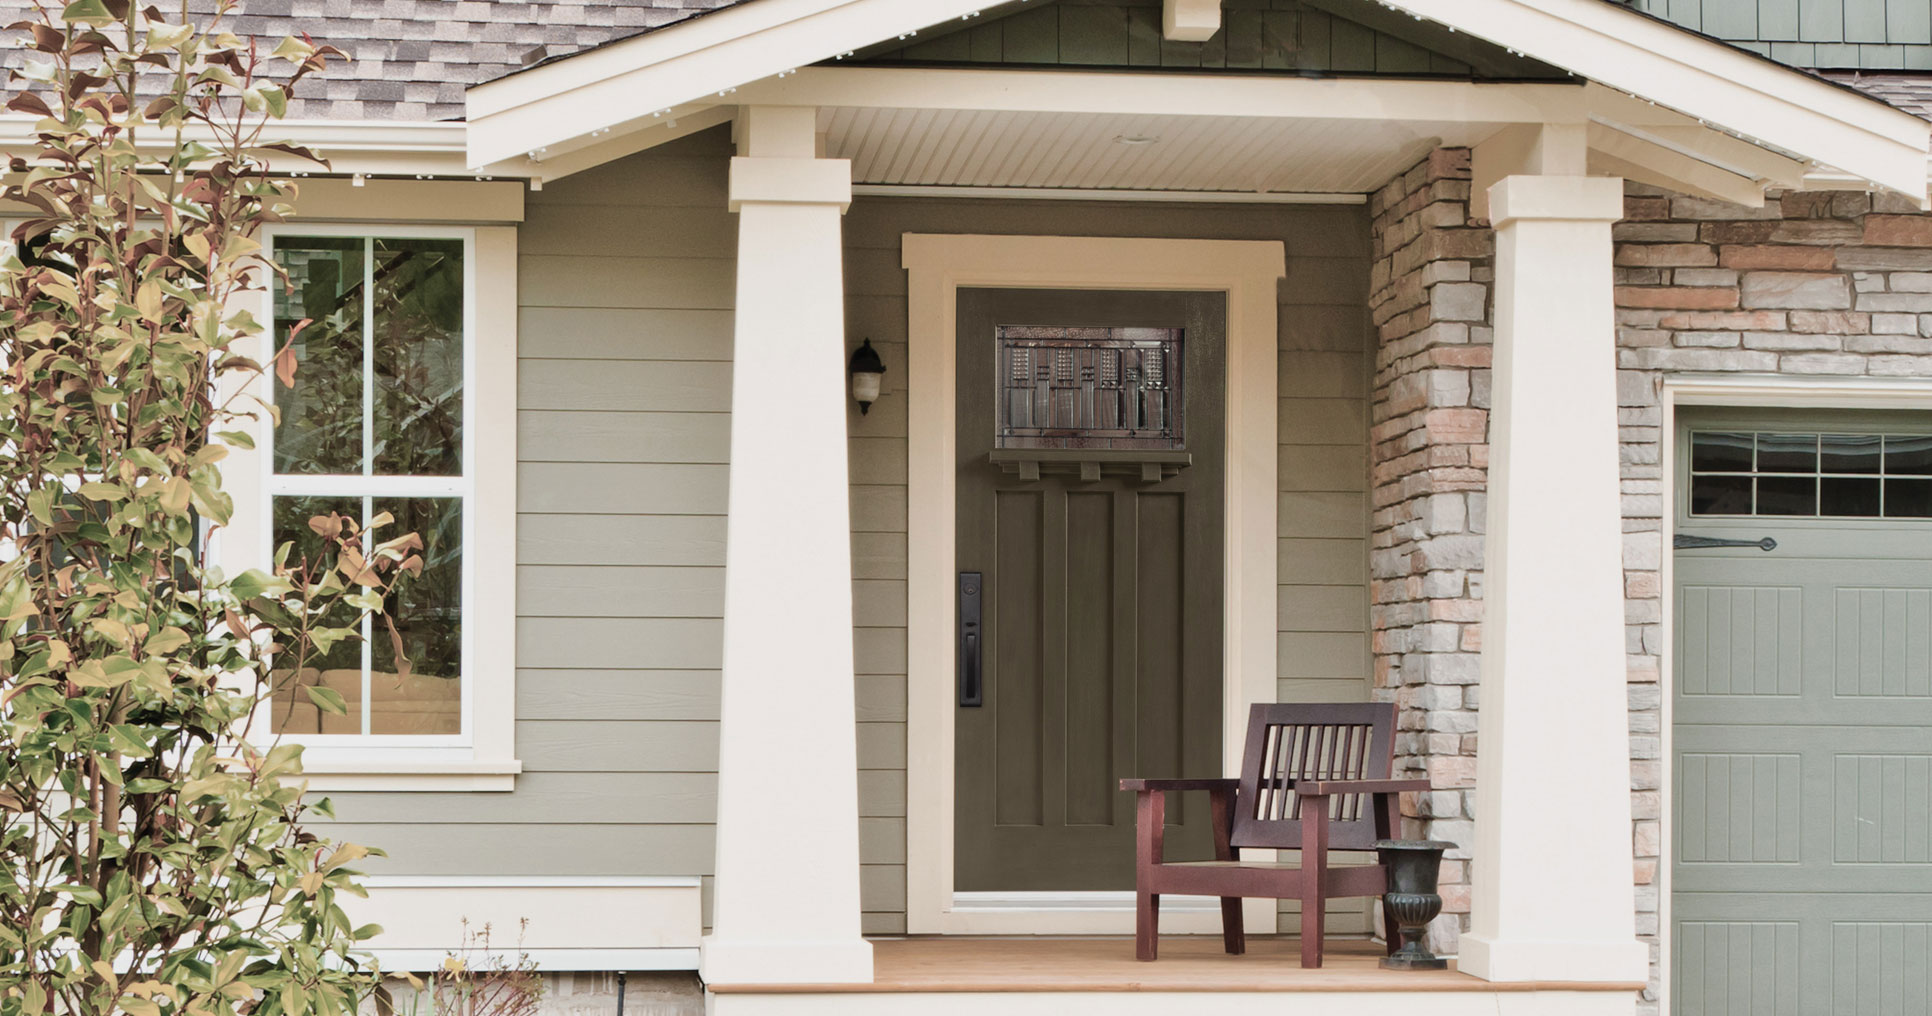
[0,116,477,178]
[731,66,1590,122]
[1379,0,1930,201]
[464,0,998,167]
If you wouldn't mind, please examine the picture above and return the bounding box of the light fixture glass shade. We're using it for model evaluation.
[849,338,886,415]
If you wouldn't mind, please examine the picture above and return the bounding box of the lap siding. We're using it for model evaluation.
[315,127,1377,938]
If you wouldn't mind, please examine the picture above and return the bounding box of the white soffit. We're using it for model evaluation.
[464,0,1929,201]
[824,107,1491,195]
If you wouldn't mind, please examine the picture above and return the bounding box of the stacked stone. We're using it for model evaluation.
[1365,148,1494,953]
[1366,155,1932,1012]
[1610,182,1932,1014]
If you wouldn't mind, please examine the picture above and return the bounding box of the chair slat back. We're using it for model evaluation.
[1229,702,1398,851]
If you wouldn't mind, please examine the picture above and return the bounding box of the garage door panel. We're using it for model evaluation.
[1833,587,1932,699]
[1679,584,1804,698]
[1671,918,1802,1016]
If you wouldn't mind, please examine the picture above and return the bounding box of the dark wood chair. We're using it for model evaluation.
[1118,702,1429,968]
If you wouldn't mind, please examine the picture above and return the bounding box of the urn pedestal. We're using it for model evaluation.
[1374,839,1454,971]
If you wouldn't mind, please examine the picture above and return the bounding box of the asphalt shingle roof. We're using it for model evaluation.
[0,0,741,120]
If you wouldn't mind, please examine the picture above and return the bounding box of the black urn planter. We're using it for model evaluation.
[1375,839,1455,971]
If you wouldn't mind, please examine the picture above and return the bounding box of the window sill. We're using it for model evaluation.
[297,759,523,793]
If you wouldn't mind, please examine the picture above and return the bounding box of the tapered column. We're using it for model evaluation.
[1459,175,1649,985]
[700,106,872,985]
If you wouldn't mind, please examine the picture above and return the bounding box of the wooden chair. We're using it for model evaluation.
[1119,702,1429,968]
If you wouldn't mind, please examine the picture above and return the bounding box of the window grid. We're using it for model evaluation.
[1688,430,1932,519]
[264,228,473,747]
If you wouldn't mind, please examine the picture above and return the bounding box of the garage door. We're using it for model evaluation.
[1673,411,1932,1015]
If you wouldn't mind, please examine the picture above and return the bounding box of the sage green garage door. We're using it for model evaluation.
[1674,411,1932,1015]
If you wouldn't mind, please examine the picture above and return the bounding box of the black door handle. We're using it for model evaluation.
[1674,534,1777,551]
[959,572,982,707]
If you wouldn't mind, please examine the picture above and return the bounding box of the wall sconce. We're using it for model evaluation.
[849,338,886,415]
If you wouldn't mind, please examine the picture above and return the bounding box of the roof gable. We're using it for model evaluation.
[845,0,1570,79]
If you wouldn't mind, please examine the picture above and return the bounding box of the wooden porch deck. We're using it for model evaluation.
[707,936,1641,994]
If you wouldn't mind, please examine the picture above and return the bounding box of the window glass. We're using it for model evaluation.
[1690,429,1932,519]
[268,234,467,738]
[995,325,1183,451]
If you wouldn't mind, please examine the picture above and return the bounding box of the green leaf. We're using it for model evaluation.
[230,568,292,600]
[107,725,151,758]
[77,481,124,502]
[214,429,256,450]
[59,0,114,23]
[26,485,55,527]
[304,685,347,717]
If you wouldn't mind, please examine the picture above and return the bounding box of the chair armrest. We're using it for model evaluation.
[1298,778,1430,796]
[1118,777,1239,793]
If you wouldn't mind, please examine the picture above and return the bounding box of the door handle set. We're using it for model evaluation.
[959,571,983,707]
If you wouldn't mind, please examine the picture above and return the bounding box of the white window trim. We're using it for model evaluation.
[216,222,519,792]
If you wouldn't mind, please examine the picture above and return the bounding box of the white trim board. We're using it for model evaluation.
[1654,373,1932,1016]
[901,233,1282,935]
[350,876,703,971]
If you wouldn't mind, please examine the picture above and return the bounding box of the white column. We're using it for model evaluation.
[700,106,873,985]
[1459,174,1651,985]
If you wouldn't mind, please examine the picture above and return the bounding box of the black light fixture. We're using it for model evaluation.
[849,338,886,415]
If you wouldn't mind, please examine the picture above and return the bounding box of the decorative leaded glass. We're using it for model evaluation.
[995,325,1183,450]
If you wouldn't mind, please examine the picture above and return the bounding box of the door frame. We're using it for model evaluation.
[1657,373,1932,1014]
[902,233,1285,934]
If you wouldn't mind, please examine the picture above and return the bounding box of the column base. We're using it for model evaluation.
[1459,933,1649,984]
[700,935,875,986]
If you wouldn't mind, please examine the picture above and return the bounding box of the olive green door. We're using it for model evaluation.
[1673,410,1932,1014]
[954,287,1224,892]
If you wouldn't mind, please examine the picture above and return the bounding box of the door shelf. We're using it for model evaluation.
[988,449,1192,483]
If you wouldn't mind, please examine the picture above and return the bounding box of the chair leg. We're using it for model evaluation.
[1220,896,1245,955]
[1136,891,1160,961]
[1298,793,1330,969]
[1299,889,1326,968]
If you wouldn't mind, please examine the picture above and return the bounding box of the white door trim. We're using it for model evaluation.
[1656,373,1932,1015]
[902,233,1284,934]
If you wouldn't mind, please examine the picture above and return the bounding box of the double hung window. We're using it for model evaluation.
[250,223,517,788]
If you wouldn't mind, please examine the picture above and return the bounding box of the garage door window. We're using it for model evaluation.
[1690,430,1932,518]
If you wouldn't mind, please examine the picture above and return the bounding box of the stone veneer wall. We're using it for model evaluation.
[1369,147,1932,1014]
[1365,148,1494,953]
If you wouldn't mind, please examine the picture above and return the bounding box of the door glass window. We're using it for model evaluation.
[994,325,1183,450]
[1690,430,1932,518]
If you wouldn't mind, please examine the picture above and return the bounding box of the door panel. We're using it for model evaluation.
[955,288,1224,892]
[1673,411,1932,1015]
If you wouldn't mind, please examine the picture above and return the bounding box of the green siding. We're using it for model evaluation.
[1641,0,1932,67]
[845,0,1568,79]
[320,126,1379,936]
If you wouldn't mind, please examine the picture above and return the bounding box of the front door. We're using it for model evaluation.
[954,287,1224,892]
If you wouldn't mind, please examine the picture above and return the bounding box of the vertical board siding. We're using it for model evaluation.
[841,196,1371,931]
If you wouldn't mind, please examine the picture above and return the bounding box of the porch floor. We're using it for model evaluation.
[707,936,1628,994]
